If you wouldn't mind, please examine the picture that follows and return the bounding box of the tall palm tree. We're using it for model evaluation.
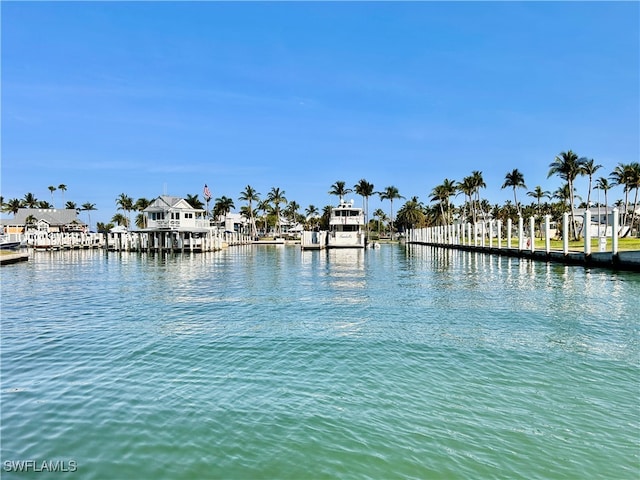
[470,171,486,222]
[239,185,260,238]
[379,186,404,240]
[23,193,38,208]
[501,169,527,216]
[81,202,97,231]
[329,181,352,204]
[48,186,57,206]
[581,159,602,209]
[58,184,67,207]
[548,150,584,240]
[353,179,375,235]
[266,187,287,236]
[116,193,134,229]
[457,176,475,223]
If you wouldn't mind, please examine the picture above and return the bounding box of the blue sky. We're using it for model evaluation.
[2,1,638,226]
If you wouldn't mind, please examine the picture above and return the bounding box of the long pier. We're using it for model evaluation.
[407,210,640,272]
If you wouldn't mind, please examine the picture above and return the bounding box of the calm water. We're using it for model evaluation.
[1,245,638,479]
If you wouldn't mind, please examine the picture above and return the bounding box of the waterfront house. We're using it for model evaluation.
[1,208,86,234]
[143,195,208,231]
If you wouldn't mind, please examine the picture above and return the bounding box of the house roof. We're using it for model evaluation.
[144,195,204,213]
[1,208,83,226]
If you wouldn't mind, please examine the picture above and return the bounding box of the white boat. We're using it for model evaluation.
[0,235,24,251]
[327,200,365,249]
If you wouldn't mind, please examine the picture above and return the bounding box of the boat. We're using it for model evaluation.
[327,200,366,249]
[0,235,23,251]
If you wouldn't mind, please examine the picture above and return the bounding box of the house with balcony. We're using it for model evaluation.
[143,195,208,231]
[139,195,221,252]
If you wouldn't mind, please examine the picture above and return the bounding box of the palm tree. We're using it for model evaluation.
[96,222,114,233]
[65,201,78,210]
[501,169,527,216]
[457,176,475,223]
[111,213,129,227]
[548,150,584,240]
[470,171,486,223]
[594,177,611,236]
[257,199,272,235]
[213,196,235,230]
[624,163,640,235]
[329,181,352,204]
[581,159,602,210]
[430,179,456,225]
[3,198,22,215]
[353,179,375,235]
[266,187,287,236]
[527,186,550,216]
[116,193,134,229]
[396,197,425,230]
[48,186,57,206]
[305,205,319,230]
[24,214,38,231]
[372,208,388,236]
[38,201,53,209]
[23,193,38,208]
[610,163,632,232]
[284,200,300,229]
[239,185,260,238]
[379,186,404,240]
[58,184,67,207]
[81,202,97,231]
[134,198,151,230]
[185,194,205,210]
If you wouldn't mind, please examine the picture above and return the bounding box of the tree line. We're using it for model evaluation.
[3,151,638,238]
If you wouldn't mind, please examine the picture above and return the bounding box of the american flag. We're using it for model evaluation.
[203,184,212,200]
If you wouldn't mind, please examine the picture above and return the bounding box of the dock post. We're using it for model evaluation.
[562,212,569,255]
[612,208,619,254]
[584,210,591,255]
[497,220,502,249]
[529,216,535,253]
[507,218,512,249]
[544,215,551,253]
[518,216,524,250]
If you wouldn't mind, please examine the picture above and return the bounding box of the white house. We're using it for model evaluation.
[143,195,208,231]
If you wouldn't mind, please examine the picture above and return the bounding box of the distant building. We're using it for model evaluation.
[1,208,86,234]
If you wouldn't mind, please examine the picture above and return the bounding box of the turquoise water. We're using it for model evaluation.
[1,245,638,479]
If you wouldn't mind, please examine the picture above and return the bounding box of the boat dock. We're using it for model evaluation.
[0,252,29,265]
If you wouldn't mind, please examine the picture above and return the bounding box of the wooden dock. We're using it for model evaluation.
[0,251,29,265]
